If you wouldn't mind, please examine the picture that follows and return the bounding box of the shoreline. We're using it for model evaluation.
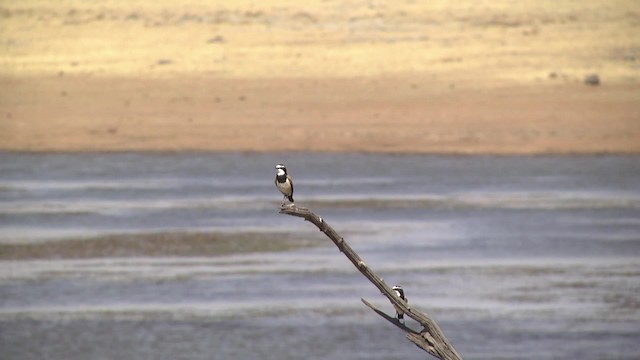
[2,75,638,155]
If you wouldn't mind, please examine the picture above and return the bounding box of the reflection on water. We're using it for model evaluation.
[1,152,639,359]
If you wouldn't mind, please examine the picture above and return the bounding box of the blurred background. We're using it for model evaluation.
[1,1,640,359]
[1,0,638,152]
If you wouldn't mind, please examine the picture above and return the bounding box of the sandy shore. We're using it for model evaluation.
[1,0,639,154]
[2,75,639,154]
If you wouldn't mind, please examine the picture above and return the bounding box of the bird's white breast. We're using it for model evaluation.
[276,178,292,193]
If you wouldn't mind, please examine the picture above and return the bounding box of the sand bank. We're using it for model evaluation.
[1,0,638,153]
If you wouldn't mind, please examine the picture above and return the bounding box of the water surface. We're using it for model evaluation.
[1,152,639,359]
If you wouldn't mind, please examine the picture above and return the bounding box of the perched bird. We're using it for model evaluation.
[392,285,408,323]
[275,163,294,205]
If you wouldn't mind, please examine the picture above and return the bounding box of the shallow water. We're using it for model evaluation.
[1,152,639,359]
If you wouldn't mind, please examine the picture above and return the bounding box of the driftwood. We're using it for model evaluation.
[279,204,462,360]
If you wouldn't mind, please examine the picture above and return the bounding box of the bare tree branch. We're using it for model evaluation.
[279,204,462,360]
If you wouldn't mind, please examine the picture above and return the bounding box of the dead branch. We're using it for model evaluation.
[279,204,462,360]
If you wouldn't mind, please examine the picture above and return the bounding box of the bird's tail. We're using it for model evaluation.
[287,195,294,203]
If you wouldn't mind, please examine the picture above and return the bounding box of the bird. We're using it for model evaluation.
[392,285,408,323]
[275,163,294,205]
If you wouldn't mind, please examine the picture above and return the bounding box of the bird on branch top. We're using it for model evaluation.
[275,164,294,206]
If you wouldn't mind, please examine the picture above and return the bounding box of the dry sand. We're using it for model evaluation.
[1,0,639,154]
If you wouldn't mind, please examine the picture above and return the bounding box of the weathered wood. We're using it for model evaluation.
[279,204,462,360]
[360,298,419,334]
